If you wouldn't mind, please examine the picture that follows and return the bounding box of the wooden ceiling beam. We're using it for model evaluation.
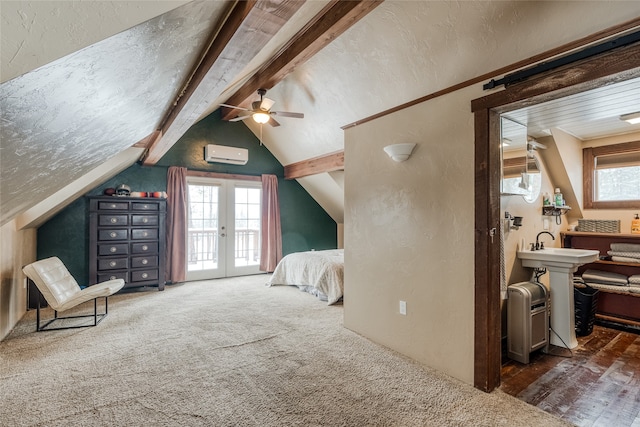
[141,0,305,166]
[221,0,383,121]
[284,150,344,180]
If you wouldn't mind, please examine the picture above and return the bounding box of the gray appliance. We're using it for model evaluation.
[507,281,549,364]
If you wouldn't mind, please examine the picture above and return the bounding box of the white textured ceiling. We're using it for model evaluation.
[2,1,640,226]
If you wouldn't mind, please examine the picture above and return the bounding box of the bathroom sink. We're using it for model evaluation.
[517,247,599,269]
[517,247,600,350]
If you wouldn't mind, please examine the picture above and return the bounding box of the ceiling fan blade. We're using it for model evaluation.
[268,117,281,127]
[229,115,251,122]
[260,97,276,111]
[271,111,304,119]
[220,103,250,112]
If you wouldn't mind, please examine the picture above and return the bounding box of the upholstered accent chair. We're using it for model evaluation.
[22,257,125,331]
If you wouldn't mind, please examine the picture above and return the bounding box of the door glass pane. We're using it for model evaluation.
[234,187,261,267]
[187,184,219,271]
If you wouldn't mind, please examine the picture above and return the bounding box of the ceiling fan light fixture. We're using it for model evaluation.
[252,112,270,124]
[620,112,640,124]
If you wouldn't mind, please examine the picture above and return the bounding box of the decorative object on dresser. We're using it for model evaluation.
[89,196,166,291]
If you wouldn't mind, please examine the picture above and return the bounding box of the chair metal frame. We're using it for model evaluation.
[32,279,110,332]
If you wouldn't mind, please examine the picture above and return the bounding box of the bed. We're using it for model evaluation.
[266,249,344,304]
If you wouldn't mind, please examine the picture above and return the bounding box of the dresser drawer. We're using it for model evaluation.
[97,271,128,283]
[97,201,129,210]
[131,256,158,268]
[99,214,129,226]
[132,215,158,226]
[98,258,129,270]
[98,229,128,241]
[131,242,158,254]
[98,243,129,256]
[131,229,158,240]
[131,269,158,282]
[132,202,159,211]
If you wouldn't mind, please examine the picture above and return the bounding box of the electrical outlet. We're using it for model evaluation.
[543,218,550,230]
[399,300,407,315]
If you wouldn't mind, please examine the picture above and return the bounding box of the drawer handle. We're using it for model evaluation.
[143,231,148,237]
[110,218,118,223]
[109,261,116,267]
[110,232,117,238]
[142,218,148,223]
[110,204,116,208]
[141,259,148,265]
[141,273,149,279]
[143,204,149,209]
[110,247,117,253]
[142,245,148,251]
[110,276,116,280]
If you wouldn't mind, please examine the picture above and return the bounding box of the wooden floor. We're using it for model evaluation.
[500,325,640,426]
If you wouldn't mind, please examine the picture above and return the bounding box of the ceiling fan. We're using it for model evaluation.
[220,88,304,127]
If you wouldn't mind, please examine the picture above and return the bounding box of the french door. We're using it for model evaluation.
[186,177,262,280]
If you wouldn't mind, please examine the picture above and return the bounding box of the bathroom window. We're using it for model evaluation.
[583,140,640,209]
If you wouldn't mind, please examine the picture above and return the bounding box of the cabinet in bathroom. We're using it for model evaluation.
[561,231,640,330]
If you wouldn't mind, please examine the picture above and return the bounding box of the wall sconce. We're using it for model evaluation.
[383,143,416,162]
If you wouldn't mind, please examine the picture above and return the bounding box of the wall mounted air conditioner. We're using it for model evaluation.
[205,144,248,165]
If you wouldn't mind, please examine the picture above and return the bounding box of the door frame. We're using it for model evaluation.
[185,173,263,280]
[472,41,640,392]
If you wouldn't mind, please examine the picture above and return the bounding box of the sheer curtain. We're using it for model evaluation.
[260,174,282,272]
[166,166,188,283]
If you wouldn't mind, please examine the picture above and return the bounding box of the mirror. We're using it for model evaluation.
[500,117,542,203]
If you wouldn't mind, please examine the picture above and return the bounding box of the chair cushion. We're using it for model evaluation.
[23,257,125,312]
[56,279,125,312]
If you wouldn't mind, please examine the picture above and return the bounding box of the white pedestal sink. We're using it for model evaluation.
[517,247,599,349]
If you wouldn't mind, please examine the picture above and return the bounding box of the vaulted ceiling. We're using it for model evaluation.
[2,1,640,228]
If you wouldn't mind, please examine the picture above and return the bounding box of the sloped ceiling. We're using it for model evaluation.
[2,1,640,228]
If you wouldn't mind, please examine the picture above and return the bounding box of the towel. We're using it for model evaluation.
[607,251,640,260]
[629,275,640,285]
[610,243,640,252]
[581,269,628,286]
[584,282,629,292]
[611,256,640,263]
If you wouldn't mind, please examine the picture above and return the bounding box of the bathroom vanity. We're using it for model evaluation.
[561,231,640,330]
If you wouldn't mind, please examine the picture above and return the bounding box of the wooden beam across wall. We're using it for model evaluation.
[284,150,344,180]
[221,0,383,121]
[141,0,305,166]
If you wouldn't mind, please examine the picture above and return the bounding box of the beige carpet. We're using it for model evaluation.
[1,275,571,427]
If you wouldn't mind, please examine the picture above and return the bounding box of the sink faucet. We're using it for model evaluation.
[535,231,555,250]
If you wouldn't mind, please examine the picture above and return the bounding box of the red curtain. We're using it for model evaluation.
[260,174,282,272]
[166,166,188,283]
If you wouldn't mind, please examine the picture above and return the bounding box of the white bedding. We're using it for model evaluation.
[266,249,344,304]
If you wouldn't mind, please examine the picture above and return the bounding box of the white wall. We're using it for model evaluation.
[345,85,478,383]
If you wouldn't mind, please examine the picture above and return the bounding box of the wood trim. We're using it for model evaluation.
[471,42,640,112]
[342,17,640,130]
[474,108,502,392]
[473,32,640,393]
[583,147,595,209]
[221,0,383,121]
[186,170,261,182]
[583,140,640,209]
[284,150,344,180]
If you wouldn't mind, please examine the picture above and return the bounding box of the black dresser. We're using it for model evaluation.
[89,196,166,291]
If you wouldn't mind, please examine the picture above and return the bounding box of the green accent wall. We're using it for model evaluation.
[37,110,337,283]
